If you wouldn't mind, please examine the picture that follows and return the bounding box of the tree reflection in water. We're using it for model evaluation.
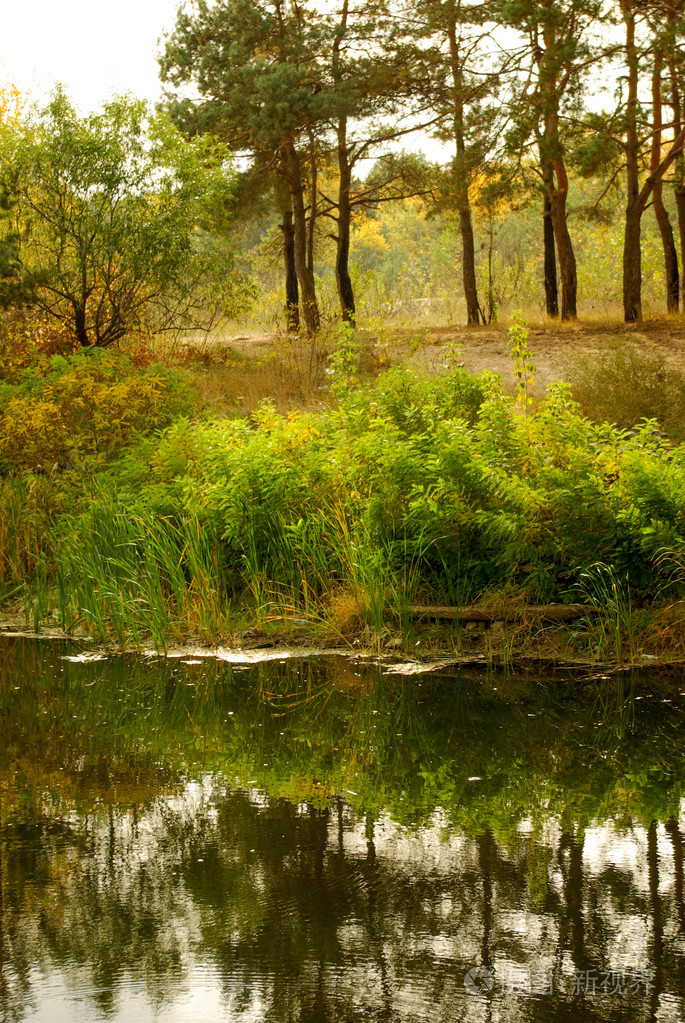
[1,637,685,1022]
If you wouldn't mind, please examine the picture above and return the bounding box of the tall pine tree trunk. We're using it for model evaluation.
[653,180,680,312]
[621,2,685,319]
[539,6,576,317]
[447,19,484,326]
[543,195,559,316]
[675,154,685,276]
[623,204,643,322]
[336,121,356,323]
[306,124,317,277]
[459,206,482,325]
[670,71,685,283]
[623,1,643,322]
[281,208,299,332]
[282,142,320,334]
[331,0,355,324]
[548,163,577,320]
[652,54,679,312]
[539,155,559,316]
[539,5,577,320]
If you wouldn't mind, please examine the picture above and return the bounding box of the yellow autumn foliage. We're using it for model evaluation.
[0,82,27,136]
[350,215,390,267]
[0,351,193,473]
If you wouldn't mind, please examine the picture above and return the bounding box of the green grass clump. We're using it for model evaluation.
[52,505,228,648]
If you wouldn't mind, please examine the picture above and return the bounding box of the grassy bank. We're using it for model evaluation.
[3,325,685,665]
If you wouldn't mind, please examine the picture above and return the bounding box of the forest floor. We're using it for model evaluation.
[192,317,685,379]
[412,318,685,386]
[180,316,685,416]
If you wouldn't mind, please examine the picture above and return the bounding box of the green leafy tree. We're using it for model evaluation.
[0,84,37,309]
[0,190,35,309]
[0,89,246,347]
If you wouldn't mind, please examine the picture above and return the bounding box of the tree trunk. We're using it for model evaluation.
[675,161,685,276]
[652,54,679,312]
[623,204,643,322]
[336,116,356,323]
[281,208,299,332]
[486,220,496,321]
[548,181,577,320]
[543,193,559,316]
[306,124,317,276]
[670,70,685,283]
[621,3,685,320]
[654,181,680,312]
[447,19,484,326]
[623,2,642,323]
[331,0,355,324]
[460,207,483,325]
[538,9,577,320]
[282,142,320,335]
[74,302,89,347]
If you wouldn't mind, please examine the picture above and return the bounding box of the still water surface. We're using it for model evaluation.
[2,638,685,1021]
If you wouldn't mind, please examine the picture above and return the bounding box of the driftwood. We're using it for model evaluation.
[407,603,592,623]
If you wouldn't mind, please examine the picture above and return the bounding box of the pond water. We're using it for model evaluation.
[2,637,685,1022]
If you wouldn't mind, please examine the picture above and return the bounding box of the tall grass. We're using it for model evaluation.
[236,502,431,647]
[44,506,230,648]
[0,479,56,592]
[568,343,685,443]
[576,562,637,664]
[40,499,432,652]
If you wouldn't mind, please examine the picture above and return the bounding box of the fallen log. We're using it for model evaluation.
[406,603,593,622]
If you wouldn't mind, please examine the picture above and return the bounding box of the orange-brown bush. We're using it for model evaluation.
[0,313,79,382]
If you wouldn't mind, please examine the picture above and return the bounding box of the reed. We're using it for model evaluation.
[42,505,230,648]
[576,562,637,664]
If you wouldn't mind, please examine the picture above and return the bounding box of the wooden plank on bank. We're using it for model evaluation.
[407,603,592,622]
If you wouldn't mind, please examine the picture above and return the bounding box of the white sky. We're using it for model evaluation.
[0,0,450,163]
[0,1,183,111]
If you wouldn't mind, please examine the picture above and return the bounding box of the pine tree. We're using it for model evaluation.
[160,0,327,333]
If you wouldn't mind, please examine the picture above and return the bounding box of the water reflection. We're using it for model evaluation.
[1,638,685,1021]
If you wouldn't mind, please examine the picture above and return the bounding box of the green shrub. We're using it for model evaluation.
[17,363,685,642]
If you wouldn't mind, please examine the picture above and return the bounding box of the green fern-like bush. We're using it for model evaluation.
[30,364,685,640]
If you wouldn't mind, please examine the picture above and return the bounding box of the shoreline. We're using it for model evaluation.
[2,611,683,673]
